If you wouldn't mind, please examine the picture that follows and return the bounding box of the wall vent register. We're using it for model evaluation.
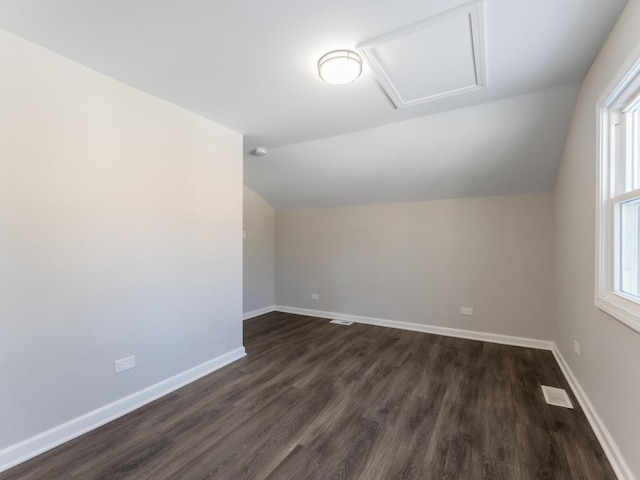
[330,319,354,326]
[541,385,573,409]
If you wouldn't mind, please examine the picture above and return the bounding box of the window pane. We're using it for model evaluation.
[619,196,640,297]
[633,110,640,190]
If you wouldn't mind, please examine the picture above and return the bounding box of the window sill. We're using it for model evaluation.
[596,293,640,333]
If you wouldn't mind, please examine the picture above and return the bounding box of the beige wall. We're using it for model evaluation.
[276,192,554,340]
[554,0,640,476]
[243,186,275,313]
[0,29,243,451]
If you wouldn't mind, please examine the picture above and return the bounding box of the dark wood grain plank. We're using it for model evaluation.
[165,384,329,480]
[474,345,519,465]
[71,433,173,480]
[475,453,520,480]
[416,379,479,479]
[556,431,618,480]
[133,407,251,480]
[0,451,71,480]
[51,393,183,475]
[295,414,381,480]
[0,312,617,480]
[356,381,447,480]
[516,422,570,480]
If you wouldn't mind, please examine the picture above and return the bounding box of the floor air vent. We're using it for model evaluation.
[330,319,354,326]
[541,385,573,409]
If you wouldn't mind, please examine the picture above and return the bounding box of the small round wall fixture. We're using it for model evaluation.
[252,147,267,156]
[318,50,363,85]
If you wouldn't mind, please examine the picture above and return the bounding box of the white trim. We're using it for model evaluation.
[0,347,246,474]
[595,40,640,334]
[242,305,275,321]
[596,294,640,333]
[552,346,637,480]
[274,305,553,350]
[357,0,486,109]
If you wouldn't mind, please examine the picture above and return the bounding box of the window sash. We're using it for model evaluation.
[596,47,640,334]
[612,189,640,298]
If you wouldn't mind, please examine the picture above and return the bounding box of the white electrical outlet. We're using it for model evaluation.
[573,340,581,357]
[460,307,474,316]
[311,293,319,300]
[114,355,136,374]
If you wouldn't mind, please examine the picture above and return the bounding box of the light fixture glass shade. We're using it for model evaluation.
[318,50,363,84]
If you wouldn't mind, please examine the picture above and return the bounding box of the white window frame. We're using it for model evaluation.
[596,44,640,334]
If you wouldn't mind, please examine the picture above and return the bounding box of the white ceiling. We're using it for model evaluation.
[247,83,580,208]
[0,0,628,208]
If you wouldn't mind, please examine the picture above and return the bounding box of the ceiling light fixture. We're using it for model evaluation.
[318,50,363,85]
[252,147,267,156]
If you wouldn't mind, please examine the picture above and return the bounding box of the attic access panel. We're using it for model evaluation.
[357,0,487,109]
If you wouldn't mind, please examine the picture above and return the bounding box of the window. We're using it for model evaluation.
[596,47,640,333]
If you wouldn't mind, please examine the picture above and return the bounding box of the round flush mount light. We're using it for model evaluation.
[318,50,363,85]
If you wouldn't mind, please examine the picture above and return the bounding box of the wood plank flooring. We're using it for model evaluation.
[0,312,617,480]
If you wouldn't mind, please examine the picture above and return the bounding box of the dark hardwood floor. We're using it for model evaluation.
[1,312,617,480]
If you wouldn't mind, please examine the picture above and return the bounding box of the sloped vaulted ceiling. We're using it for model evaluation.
[0,0,629,207]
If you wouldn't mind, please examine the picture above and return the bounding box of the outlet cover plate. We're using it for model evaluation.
[114,355,136,374]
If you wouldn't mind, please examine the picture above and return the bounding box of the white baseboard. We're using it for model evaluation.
[274,305,554,350]
[552,346,636,480]
[243,305,275,321]
[274,305,634,480]
[6,308,633,480]
[0,346,246,474]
